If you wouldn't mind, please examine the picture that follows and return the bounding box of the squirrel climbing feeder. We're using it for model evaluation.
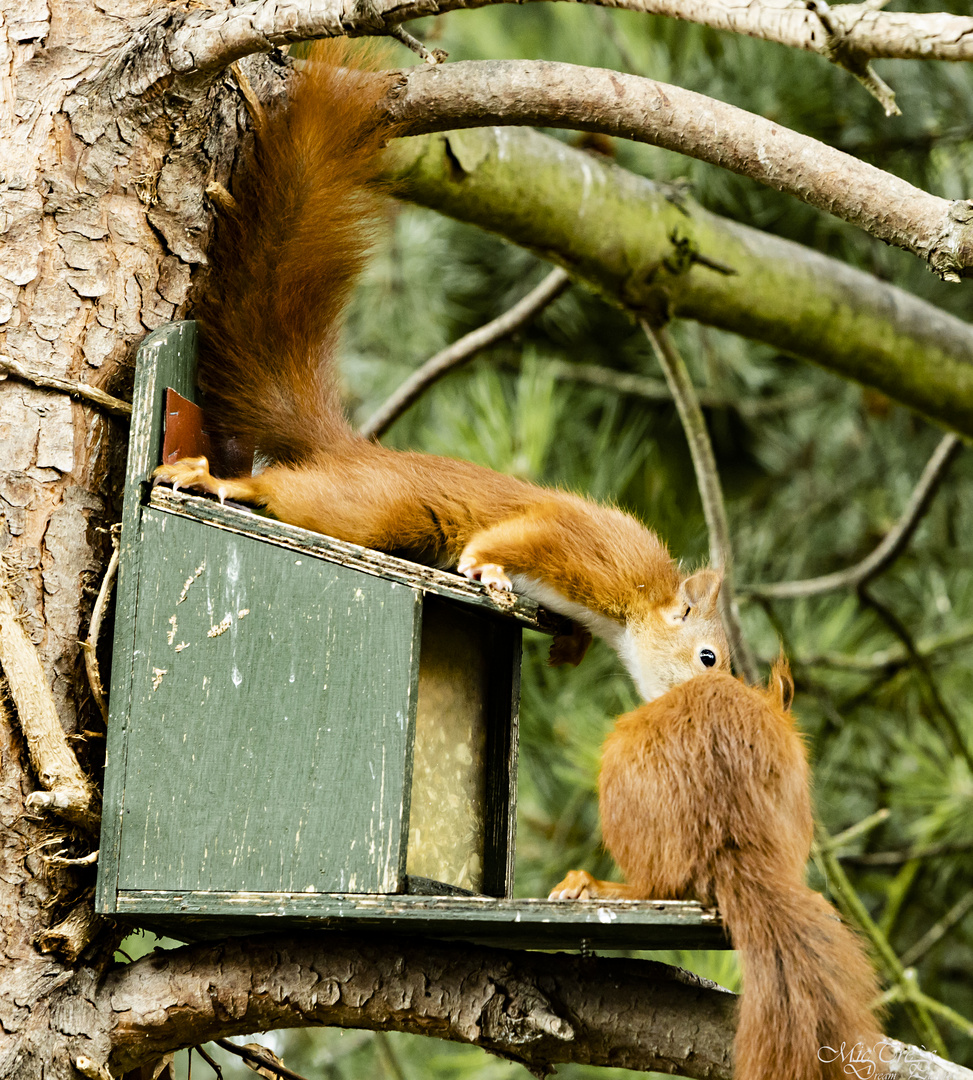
[96,322,727,950]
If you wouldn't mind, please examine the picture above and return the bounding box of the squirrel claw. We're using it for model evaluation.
[457,555,513,592]
[151,456,214,495]
[548,870,596,901]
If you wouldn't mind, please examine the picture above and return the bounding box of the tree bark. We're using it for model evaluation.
[103,934,737,1077]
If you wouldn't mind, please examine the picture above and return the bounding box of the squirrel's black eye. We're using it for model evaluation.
[699,648,717,668]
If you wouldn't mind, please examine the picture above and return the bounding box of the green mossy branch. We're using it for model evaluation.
[384,127,973,437]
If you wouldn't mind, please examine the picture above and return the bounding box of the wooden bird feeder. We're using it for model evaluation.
[96,321,727,951]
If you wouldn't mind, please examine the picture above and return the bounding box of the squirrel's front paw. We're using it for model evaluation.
[457,554,513,592]
[548,623,593,668]
[548,869,596,901]
[151,456,217,496]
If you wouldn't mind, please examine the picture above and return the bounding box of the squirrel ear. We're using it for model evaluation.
[770,652,794,712]
[678,569,722,617]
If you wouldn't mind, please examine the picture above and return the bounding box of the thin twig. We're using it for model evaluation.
[0,355,132,417]
[813,825,947,1056]
[859,586,973,774]
[796,621,973,673]
[743,433,962,599]
[387,25,448,64]
[84,531,119,726]
[880,973,973,1041]
[842,841,973,868]
[359,267,571,439]
[900,889,973,968]
[195,1045,224,1080]
[215,1040,310,1080]
[594,7,640,72]
[640,321,759,684]
[819,808,890,853]
[374,1032,409,1080]
[543,359,818,416]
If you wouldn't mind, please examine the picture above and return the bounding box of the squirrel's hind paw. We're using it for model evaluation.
[548,870,596,901]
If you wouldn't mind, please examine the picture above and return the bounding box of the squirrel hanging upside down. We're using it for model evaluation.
[152,44,729,700]
[549,660,886,1080]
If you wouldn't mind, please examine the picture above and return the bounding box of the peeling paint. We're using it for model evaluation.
[178,560,205,603]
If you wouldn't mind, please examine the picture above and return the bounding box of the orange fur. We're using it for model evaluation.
[154,43,730,699]
[550,663,885,1080]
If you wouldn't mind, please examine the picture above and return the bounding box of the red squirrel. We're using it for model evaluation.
[549,660,885,1080]
[151,44,729,700]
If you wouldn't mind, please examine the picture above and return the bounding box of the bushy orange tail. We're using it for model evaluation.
[717,868,884,1080]
[195,42,393,466]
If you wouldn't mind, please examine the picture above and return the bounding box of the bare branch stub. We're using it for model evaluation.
[806,0,900,116]
[0,577,100,832]
[0,355,132,418]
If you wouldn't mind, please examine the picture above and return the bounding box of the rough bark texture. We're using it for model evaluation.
[0,3,281,1075]
[114,0,973,73]
[103,934,738,1077]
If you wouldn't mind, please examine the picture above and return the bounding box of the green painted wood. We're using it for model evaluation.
[98,322,197,912]
[116,509,422,894]
[149,487,563,635]
[113,892,729,951]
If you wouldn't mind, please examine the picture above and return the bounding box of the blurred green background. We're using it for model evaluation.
[143,3,973,1075]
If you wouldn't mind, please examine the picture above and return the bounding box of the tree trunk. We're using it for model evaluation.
[0,2,254,1071]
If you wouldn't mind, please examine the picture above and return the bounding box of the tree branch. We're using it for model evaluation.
[842,841,973,869]
[795,621,973,674]
[104,933,737,1077]
[386,128,973,437]
[110,0,973,101]
[385,60,973,280]
[743,433,964,600]
[641,322,759,683]
[99,932,969,1079]
[360,267,571,439]
[858,586,973,774]
[83,535,119,727]
[214,1040,310,1080]
[0,355,132,418]
[0,575,100,832]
